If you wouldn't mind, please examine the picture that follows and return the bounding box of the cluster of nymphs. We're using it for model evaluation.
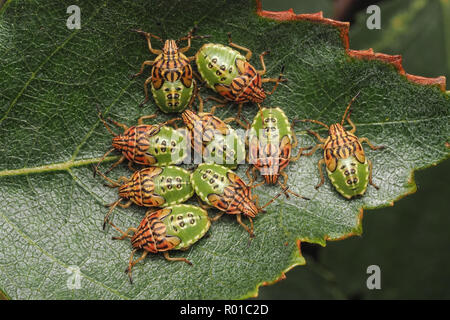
[93,28,384,283]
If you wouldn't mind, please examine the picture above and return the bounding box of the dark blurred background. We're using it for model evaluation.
[256,0,450,299]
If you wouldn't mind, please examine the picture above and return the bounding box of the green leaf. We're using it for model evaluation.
[255,0,450,300]
[0,0,448,299]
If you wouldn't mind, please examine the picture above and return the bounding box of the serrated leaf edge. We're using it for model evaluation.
[243,0,450,300]
[256,0,447,91]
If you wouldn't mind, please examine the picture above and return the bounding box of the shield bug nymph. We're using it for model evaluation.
[108,204,211,283]
[93,166,194,229]
[191,163,282,238]
[195,32,285,127]
[247,106,311,200]
[131,28,209,113]
[299,92,385,199]
[95,110,188,175]
[180,104,246,168]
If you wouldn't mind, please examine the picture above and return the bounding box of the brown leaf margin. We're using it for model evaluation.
[0,289,9,300]
[256,1,447,91]
[0,0,445,301]
[243,0,448,299]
